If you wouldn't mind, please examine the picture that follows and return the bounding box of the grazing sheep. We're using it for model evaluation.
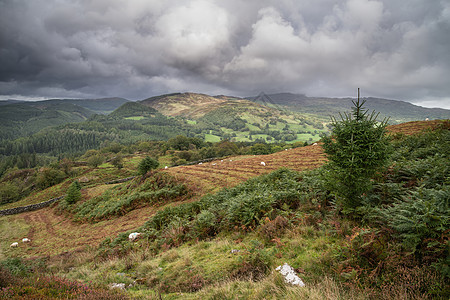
[312,143,318,146]
[128,232,141,242]
[212,163,217,166]
[22,238,30,243]
[10,242,18,247]
[199,162,203,165]
[261,162,266,166]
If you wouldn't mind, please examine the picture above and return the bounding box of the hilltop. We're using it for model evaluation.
[140,93,236,117]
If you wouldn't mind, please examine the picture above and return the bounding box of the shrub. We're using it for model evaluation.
[138,156,159,175]
[87,154,104,168]
[377,187,449,264]
[0,181,20,204]
[110,155,123,169]
[0,258,30,277]
[35,167,66,189]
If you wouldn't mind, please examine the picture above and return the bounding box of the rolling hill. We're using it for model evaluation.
[139,92,327,144]
[0,100,96,141]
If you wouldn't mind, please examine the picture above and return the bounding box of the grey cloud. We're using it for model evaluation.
[0,0,449,107]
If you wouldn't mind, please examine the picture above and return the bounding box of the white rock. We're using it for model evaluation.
[276,263,305,287]
[260,162,266,166]
[10,242,18,247]
[165,166,168,169]
[109,283,126,290]
[312,143,318,146]
[22,238,30,243]
[128,232,141,242]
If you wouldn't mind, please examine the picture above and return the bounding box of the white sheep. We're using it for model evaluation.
[312,143,318,146]
[165,166,168,169]
[128,232,141,242]
[261,162,266,166]
[22,238,30,243]
[10,242,18,247]
[212,163,217,166]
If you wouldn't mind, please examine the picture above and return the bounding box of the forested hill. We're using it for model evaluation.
[0,100,95,141]
[248,92,450,123]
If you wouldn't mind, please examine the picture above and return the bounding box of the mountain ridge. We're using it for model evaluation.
[247,92,450,123]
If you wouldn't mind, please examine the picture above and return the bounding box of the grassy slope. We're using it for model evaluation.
[0,120,446,298]
[1,121,442,254]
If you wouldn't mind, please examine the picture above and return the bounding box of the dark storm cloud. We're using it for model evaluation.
[0,0,449,107]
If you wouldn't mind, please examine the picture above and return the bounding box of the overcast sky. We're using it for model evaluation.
[1,0,449,108]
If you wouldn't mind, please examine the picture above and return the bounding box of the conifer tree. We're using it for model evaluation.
[65,181,81,205]
[322,89,391,212]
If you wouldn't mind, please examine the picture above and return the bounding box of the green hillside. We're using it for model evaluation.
[140,93,326,144]
[0,101,95,141]
[109,101,158,118]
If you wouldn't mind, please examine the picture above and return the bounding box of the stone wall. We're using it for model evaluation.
[104,176,136,185]
[0,196,64,216]
[0,175,137,216]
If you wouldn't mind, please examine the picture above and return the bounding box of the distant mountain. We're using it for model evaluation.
[0,100,25,106]
[247,93,450,124]
[48,97,129,114]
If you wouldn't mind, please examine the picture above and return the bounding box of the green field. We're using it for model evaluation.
[124,116,146,120]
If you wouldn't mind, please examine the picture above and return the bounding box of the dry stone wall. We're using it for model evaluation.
[0,176,137,217]
[0,196,64,216]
